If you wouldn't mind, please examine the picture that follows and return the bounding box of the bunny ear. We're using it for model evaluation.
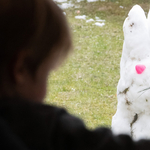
[147,9,150,36]
[121,5,150,66]
[123,5,149,51]
[123,5,147,35]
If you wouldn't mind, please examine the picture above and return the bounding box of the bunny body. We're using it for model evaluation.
[112,5,150,140]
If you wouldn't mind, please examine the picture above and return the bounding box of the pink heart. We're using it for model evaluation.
[135,65,146,74]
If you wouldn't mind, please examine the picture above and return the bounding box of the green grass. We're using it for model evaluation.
[45,0,150,129]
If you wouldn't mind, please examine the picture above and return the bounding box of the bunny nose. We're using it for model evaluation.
[135,65,146,74]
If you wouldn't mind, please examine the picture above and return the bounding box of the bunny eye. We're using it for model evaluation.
[130,22,134,27]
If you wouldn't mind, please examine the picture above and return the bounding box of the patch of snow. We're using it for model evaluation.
[86,18,94,22]
[95,16,100,20]
[87,0,98,2]
[95,17,105,22]
[75,15,86,20]
[96,19,105,22]
[95,22,105,27]
[119,6,124,9]
[77,0,84,2]
[59,2,74,9]
[54,0,67,2]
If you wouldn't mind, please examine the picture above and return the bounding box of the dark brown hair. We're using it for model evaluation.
[0,0,72,92]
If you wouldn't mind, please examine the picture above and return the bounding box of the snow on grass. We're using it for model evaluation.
[87,0,105,2]
[95,22,105,27]
[75,15,105,27]
[75,15,86,20]
[86,19,95,23]
[59,2,74,9]
[95,16,100,20]
[54,0,67,2]
[87,0,99,2]
[119,6,124,9]
[77,0,84,2]
[96,18,105,22]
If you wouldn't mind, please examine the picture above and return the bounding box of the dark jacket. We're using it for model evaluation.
[0,97,149,150]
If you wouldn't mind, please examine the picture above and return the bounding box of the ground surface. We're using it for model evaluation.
[45,0,150,129]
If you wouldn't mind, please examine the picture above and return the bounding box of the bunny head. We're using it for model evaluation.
[123,5,150,59]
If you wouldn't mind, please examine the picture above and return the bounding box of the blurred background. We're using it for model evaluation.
[45,0,150,129]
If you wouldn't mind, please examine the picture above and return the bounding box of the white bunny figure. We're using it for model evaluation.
[112,5,150,140]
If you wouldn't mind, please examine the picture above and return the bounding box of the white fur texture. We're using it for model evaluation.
[112,5,150,140]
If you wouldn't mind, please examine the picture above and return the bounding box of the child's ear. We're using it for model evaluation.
[13,50,30,85]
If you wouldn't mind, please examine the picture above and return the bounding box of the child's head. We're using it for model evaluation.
[0,0,72,102]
